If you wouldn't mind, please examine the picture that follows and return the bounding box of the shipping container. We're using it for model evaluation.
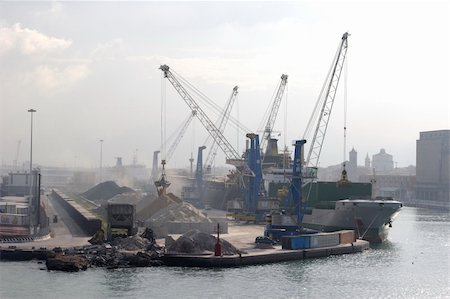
[310,233,340,248]
[290,235,311,249]
[281,235,312,250]
[5,204,17,214]
[271,214,297,225]
[0,213,29,226]
[339,230,356,244]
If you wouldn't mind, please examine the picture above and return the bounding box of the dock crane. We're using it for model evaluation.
[159,65,243,167]
[260,74,288,156]
[151,150,160,180]
[303,32,350,179]
[154,111,196,194]
[165,110,197,163]
[160,65,261,211]
[204,86,239,173]
[181,145,207,207]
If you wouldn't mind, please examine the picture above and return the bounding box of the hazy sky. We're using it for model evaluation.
[0,1,449,170]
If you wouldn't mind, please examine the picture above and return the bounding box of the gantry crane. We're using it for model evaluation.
[260,74,288,155]
[303,32,350,176]
[204,86,239,172]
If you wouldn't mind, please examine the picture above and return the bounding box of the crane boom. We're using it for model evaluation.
[260,74,288,153]
[305,32,349,170]
[160,65,241,161]
[204,86,239,169]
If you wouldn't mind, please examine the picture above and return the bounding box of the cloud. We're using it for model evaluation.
[29,64,90,93]
[0,23,72,56]
[91,38,126,60]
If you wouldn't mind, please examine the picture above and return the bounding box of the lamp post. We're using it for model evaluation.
[99,139,104,183]
[27,108,36,234]
[27,109,36,196]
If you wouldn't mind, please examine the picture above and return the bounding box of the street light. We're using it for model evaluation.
[27,109,36,196]
[27,108,36,235]
[99,139,104,183]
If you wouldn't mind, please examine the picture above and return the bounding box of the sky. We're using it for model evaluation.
[0,1,449,170]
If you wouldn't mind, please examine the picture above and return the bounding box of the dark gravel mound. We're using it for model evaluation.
[166,229,240,256]
[82,181,134,201]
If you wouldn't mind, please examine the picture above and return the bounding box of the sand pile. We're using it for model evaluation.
[137,193,181,221]
[166,230,240,255]
[82,181,134,201]
[149,201,211,225]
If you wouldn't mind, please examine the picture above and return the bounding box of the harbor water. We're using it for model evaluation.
[0,207,449,298]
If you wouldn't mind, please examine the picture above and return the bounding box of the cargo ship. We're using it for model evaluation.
[264,166,403,243]
[202,138,402,243]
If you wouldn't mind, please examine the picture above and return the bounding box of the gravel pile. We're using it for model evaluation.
[166,229,240,255]
[82,181,134,201]
[112,235,151,251]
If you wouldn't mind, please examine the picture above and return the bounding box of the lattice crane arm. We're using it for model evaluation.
[160,65,241,161]
[305,32,349,170]
[204,86,239,168]
[260,74,288,153]
[165,110,196,163]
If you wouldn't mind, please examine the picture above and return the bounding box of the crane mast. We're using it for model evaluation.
[204,86,239,170]
[305,32,349,171]
[260,74,288,154]
[159,65,241,162]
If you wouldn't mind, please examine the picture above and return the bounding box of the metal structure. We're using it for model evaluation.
[290,139,307,225]
[195,146,207,196]
[151,150,160,180]
[245,133,263,212]
[304,32,349,171]
[13,140,21,171]
[165,110,197,163]
[159,65,241,163]
[260,74,288,155]
[204,86,239,171]
[106,203,137,240]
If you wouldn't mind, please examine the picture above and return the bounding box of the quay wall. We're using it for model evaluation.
[51,189,101,235]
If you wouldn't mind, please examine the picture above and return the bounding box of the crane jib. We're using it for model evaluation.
[159,65,241,161]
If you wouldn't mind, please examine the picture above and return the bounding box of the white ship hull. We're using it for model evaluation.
[302,199,402,243]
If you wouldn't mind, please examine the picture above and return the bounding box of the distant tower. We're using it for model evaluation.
[348,148,357,181]
[365,153,370,168]
[115,157,123,167]
[349,148,357,167]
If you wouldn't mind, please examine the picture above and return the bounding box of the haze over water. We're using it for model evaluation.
[0,207,448,298]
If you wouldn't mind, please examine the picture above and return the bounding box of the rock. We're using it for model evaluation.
[88,229,105,245]
[165,236,175,248]
[46,254,89,272]
[166,229,240,255]
[112,235,151,251]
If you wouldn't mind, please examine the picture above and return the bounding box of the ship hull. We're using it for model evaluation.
[302,199,402,243]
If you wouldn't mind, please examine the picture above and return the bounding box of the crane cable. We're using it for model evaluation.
[343,49,348,168]
[161,71,167,160]
[284,81,288,171]
[171,69,251,134]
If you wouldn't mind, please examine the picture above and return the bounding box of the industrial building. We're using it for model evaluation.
[416,130,450,203]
